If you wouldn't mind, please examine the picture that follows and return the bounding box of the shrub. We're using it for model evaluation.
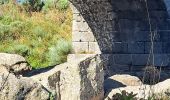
[0,0,9,4]
[21,0,45,12]
[48,39,71,65]
[5,44,29,56]
[42,0,69,11]
[57,0,69,10]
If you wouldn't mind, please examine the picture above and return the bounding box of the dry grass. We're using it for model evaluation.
[0,2,72,68]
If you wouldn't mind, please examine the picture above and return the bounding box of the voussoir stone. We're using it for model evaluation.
[0,53,31,74]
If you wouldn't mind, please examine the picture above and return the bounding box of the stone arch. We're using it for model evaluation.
[69,0,170,80]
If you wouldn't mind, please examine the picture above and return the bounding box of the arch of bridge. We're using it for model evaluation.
[69,0,170,78]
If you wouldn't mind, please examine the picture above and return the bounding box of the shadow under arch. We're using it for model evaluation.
[69,0,170,83]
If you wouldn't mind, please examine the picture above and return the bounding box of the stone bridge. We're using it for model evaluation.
[68,0,170,80]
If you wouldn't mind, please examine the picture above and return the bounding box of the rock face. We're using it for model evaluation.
[31,54,104,100]
[105,79,170,100]
[0,71,50,100]
[0,65,8,73]
[0,53,31,74]
[109,74,142,86]
[104,74,143,94]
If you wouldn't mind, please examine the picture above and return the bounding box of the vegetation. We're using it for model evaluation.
[109,90,170,100]
[109,90,137,100]
[0,0,72,69]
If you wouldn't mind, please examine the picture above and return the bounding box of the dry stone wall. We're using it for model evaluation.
[70,0,170,79]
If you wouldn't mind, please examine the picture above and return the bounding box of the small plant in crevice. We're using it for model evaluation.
[109,90,138,100]
[142,66,160,85]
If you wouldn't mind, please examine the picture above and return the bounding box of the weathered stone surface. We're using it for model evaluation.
[72,42,89,53]
[89,42,101,54]
[104,74,142,95]
[0,53,31,74]
[72,31,95,42]
[105,79,170,100]
[0,65,8,74]
[144,42,163,54]
[114,54,132,65]
[112,42,128,53]
[108,74,142,86]
[31,54,104,100]
[128,42,145,54]
[0,72,50,100]
[67,54,96,62]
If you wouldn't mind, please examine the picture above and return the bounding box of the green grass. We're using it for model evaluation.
[0,1,72,69]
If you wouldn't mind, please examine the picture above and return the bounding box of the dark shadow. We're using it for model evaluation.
[23,65,55,77]
[104,78,126,96]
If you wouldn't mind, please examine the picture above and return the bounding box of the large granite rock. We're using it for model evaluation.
[104,74,143,94]
[109,74,142,86]
[0,71,50,100]
[0,53,31,74]
[31,54,104,100]
[105,79,170,100]
[0,65,8,73]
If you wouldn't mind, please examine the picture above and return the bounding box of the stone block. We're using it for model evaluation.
[108,65,131,75]
[119,19,138,31]
[73,13,83,21]
[128,42,145,54]
[144,42,163,54]
[159,31,170,41]
[114,54,132,65]
[78,21,90,32]
[112,31,125,42]
[139,19,157,31]
[118,10,145,19]
[131,66,146,72]
[67,54,96,62]
[163,42,170,53]
[72,42,88,53]
[72,20,79,31]
[132,54,169,66]
[112,42,128,53]
[133,31,150,42]
[72,20,90,32]
[153,54,169,66]
[132,54,150,66]
[89,42,101,54]
[114,31,134,42]
[72,31,95,42]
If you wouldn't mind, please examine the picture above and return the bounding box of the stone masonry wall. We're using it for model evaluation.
[71,5,101,54]
[70,0,170,79]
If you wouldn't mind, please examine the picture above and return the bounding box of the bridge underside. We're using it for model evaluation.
[69,0,170,81]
